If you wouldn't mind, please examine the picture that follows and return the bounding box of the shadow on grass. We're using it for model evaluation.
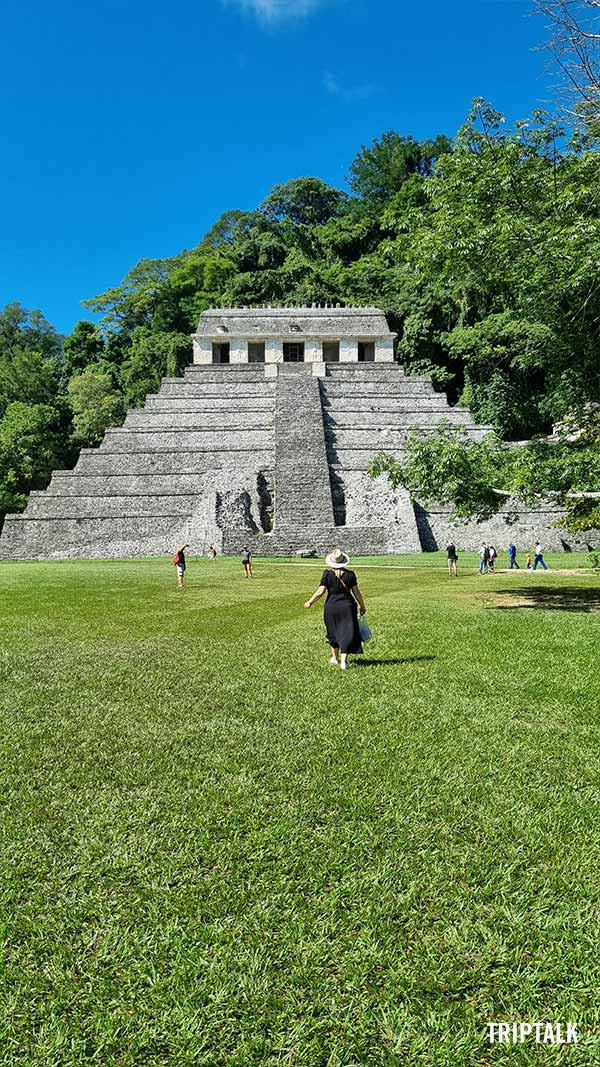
[355,656,436,667]
[493,585,600,613]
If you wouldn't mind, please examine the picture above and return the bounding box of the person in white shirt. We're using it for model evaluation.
[532,542,548,571]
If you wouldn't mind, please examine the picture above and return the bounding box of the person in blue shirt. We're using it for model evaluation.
[508,542,519,569]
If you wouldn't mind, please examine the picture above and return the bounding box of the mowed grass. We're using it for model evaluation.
[1,553,599,1067]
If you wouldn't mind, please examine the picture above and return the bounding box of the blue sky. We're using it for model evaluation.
[1,0,552,334]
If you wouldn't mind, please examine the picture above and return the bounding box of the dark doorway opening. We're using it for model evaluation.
[283,342,305,362]
[358,341,375,362]
[322,341,340,363]
[248,342,265,363]
[212,342,230,364]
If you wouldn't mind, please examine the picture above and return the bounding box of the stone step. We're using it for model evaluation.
[158,381,275,397]
[124,410,274,431]
[325,364,406,375]
[145,397,274,412]
[327,451,406,470]
[24,495,201,519]
[74,450,273,476]
[48,470,274,496]
[322,383,436,398]
[186,363,267,373]
[101,429,274,452]
[322,398,452,413]
[324,411,475,429]
[327,426,491,449]
[184,368,268,383]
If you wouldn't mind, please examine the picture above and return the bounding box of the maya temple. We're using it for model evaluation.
[0,305,588,559]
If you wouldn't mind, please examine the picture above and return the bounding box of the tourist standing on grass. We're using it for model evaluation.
[526,553,533,570]
[508,542,519,569]
[208,544,217,560]
[533,542,548,571]
[479,544,489,575]
[304,548,366,671]
[488,544,497,573]
[447,541,458,577]
[173,543,189,589]
[242,546,253,578]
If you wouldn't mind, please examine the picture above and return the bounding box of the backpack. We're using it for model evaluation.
[172,553,180,565]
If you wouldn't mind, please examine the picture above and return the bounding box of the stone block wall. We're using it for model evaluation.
[415,501,599,553]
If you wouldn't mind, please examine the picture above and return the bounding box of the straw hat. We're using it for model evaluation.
[325,547,350,568]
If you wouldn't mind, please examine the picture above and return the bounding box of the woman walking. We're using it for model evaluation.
[304,548,366,670]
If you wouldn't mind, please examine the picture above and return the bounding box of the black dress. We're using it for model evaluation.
[321,569,363,654]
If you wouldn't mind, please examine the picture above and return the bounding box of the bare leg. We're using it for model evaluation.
[329,646,339,664]
[340,652,348,670]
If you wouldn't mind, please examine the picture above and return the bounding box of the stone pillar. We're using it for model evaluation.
[193,338,213,365]
[230,339,247,364]
[375,337,395,362]
[340,337,357,362]
[265,340,283,364]
[304,339,321,363]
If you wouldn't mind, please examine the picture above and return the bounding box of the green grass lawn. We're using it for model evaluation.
[1,554,599,1066]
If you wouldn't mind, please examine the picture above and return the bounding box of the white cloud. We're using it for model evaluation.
[223,0,325,25]
[323,70,377,102]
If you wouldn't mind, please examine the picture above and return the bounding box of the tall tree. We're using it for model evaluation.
[260,177,347,225]
[0,402,73,525]
[67,367,126,447]
[0,350,62,418]
[0,303,63,361]
[63,321,105,376]
[347,132,452,204]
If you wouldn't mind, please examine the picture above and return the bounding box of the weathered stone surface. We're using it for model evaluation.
[100,429,274,452]
[73,451,271,477]
[0,515,187,560]
[274,372,335,528]
[145,397,273,412]
[223,524,389,557]
[124,410,273,430]
[415,501,598,552]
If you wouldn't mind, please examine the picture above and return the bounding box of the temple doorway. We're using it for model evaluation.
[212,342,230,364]
[283,342,305,362]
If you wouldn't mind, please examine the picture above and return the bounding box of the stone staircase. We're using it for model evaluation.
[223,364,388,556]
